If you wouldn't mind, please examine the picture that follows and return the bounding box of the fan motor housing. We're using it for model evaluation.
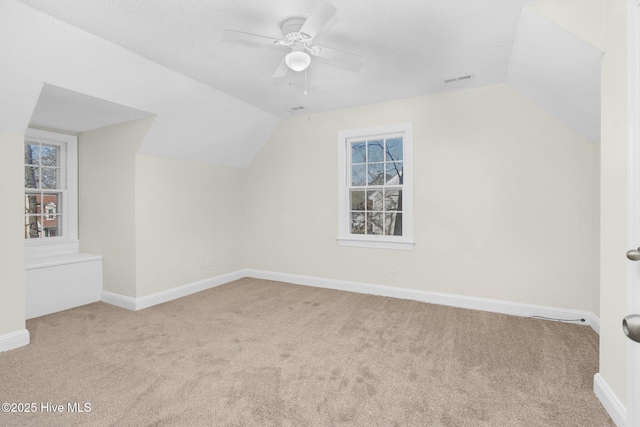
[281,17,312,44]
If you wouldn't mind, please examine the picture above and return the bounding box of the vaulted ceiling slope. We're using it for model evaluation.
[507,8,601,143]
[0,0,280,168]
[30,84,154,133]
[15,0,529,117]
[2,0,602,168]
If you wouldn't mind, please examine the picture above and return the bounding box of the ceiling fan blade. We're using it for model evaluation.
[299,0,337,39]
[310,45,363,70]
[224,29,282,46]
[272,57,290,78]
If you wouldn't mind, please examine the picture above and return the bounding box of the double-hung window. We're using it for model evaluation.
[24,129,78,258]
[338,123,414,250]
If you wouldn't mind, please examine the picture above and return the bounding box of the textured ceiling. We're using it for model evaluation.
[6,0,603,166]
[16,0,529,118]
[1,0,281,167]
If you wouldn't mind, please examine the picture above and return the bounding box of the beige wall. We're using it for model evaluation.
[244,84,597,312]
[513,0,607,323]
[599,0,628,406]
[80,116,245,299]
[134,154,245,297]
[0,132,26,335]
[79,118,154,297]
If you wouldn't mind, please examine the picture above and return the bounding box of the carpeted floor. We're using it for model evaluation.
[0,278,614,426]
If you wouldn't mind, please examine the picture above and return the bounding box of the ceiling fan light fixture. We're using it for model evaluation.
[285,51,311,72]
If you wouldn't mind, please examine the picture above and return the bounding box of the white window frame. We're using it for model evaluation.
[337,123,414,250]
[24,128,79,259]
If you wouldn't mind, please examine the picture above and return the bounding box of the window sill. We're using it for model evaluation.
[337,237,415,251]
[25,239,80,260]
[25,252,102,271]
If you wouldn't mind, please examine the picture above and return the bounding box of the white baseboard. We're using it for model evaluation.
[101,270,245,311]
[589,312,601,335]
[102,268,600,334]
[244,269,597,328]
[100,290,137,311]
[0,329,30,353]
[594,373,626,427]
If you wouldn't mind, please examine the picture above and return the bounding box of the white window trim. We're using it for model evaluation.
[337,122,414,250]
[24,128,79,259]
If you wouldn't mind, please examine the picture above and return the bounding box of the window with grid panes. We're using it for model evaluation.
[24,129,78,257]
[24,139,65,238]
[338,123,414,250]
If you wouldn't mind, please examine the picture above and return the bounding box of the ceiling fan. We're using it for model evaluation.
[224,0,363,78]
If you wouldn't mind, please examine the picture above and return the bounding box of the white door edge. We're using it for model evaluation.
[627,1,640,425]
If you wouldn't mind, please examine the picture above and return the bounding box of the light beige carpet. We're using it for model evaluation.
[0,278,613,426]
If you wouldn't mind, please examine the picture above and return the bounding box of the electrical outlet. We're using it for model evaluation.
[390,263,397,274]
[207,257,213,268]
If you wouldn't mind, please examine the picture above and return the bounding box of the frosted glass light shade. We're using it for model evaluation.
[285,51,311,72]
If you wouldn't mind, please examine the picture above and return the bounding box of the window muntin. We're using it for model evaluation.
[348,135,404,236]
[338,123,414,250]
[24,140,66,239]
[24,129,78,258]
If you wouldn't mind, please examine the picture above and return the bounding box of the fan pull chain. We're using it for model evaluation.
[304,68,308,95]
[288,47,293,85]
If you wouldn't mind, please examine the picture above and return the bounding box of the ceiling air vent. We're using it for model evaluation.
[291,106,305,111]
[444,74,474,84]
